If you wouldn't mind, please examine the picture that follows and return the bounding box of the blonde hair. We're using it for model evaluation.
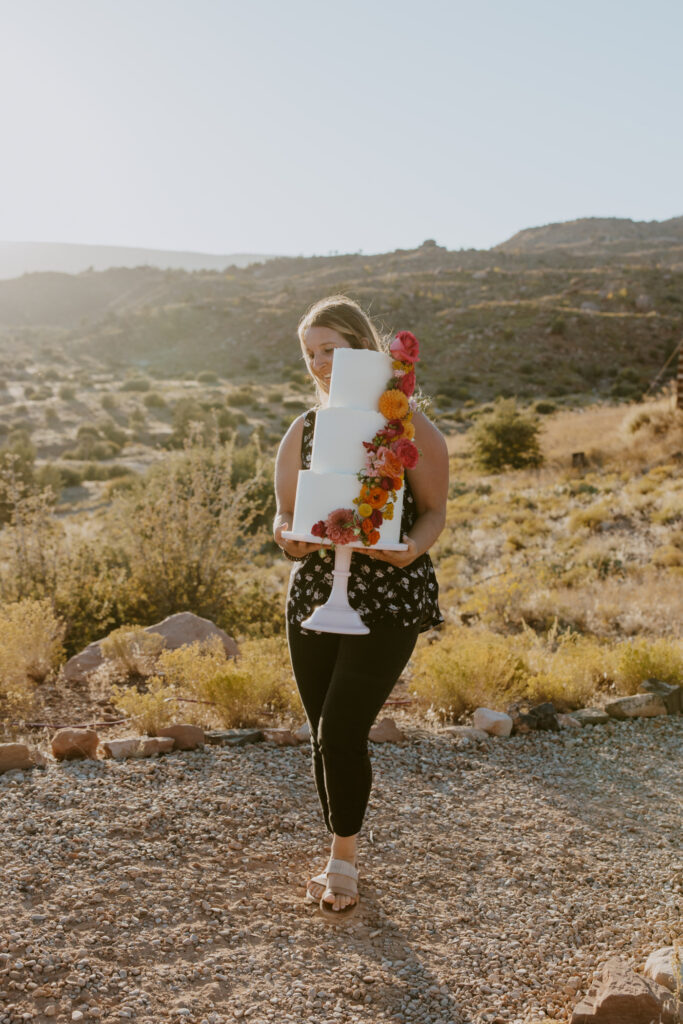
[297,295,385,354]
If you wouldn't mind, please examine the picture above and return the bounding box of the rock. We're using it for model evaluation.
[157,724,205,750]
[294,721,311,741]
[63,611,239,683]
[51,728,100,761]
[44,1007,57,1018]
[0,743,47,774]
[643,946,683,993]
[369,717,405,743]
[101,736,175,759]
[506,700,560,733]
[261,728,300,746]
[604,694,667,719]
[639,679,681,715]
[146,611,238,659]
[204,729,263,746]
[472,708,513,737]
[441,725,491,742]
[571,956,679,1023]
[572,707,610,726]
[557,713,583,730]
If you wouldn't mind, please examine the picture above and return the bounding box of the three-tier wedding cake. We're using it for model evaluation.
[291,348,405,546]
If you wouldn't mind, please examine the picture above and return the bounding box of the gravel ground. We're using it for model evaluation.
[0,712,681,1024]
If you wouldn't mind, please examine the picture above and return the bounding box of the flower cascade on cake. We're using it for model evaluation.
[310,331,420,547]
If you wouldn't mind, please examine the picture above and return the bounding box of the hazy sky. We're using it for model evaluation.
[1,0,681,255]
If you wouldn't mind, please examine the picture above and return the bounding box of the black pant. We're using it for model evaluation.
[286,620,421,837]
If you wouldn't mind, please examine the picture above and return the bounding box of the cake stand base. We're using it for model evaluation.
[282,532,408,636]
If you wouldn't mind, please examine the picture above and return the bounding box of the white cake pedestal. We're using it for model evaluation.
[281,531,408,636]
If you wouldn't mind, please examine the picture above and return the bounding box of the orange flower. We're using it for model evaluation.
[378,389,409,420]
[357,502,373,518]
[376,451,403,478]
[368,529,381,545]
[392,475,403,490]
[360,485,387,509]
[361,518,374,535]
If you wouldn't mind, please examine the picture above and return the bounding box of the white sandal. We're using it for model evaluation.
[318,858,360,921]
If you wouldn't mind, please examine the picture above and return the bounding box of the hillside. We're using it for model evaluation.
[0,241,280,280]
[0,226,681,410]
[494,215,683,254]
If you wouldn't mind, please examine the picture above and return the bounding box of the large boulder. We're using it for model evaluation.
[0,743,47,774]
[63,612,239,683]
[643,946,683,994]
[571,956,680,1023]
[369,717,405,743]
[51,728,99,761]
[639,679,681,715]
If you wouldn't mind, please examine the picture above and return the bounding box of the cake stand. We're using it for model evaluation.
[281,531,408,635]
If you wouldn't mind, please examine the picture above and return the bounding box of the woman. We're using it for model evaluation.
[273,295,448,920]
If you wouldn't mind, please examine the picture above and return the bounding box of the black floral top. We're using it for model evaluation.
[286,410,444,635]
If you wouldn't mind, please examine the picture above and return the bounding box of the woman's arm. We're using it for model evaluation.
[366,409,449,568]
[273,414,326,559]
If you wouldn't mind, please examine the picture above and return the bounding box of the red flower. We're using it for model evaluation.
[378,418,405,442]
[397,369,416,397]
[379,476,393,490]
[370,508,383,527]
[311,520,327,538]
[393,438,419,469]
[390,331,420,364]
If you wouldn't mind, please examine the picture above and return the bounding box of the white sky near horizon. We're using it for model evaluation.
[1,0,681,257]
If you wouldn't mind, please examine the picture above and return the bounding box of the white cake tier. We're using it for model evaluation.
[328,348,392,410]
[292,470,404,547]
[310,408,385,474]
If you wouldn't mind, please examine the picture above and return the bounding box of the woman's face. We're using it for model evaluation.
[302,326,352,395]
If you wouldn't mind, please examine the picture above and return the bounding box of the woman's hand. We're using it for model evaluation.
[274,521,328,560]
[362,533,419,568]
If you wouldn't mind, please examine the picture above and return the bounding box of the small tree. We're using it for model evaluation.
[469,398,543,471]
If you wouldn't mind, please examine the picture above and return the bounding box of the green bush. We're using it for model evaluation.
[534,400,557,415]
[197,370,219,384]
[468,398,543,471]
[143,391,166,408]
[120,378,151,392]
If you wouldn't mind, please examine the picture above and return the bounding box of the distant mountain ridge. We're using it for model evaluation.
[0,241,281,280]
[495,215,683,253]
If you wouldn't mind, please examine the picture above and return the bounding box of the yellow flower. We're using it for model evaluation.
[378,389,409,420]
[383,503,394,520]
[403,422,415,440]
[357,502,373,518]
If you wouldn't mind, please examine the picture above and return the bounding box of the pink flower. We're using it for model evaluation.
[324,508,356,545]
[397,370,416,397]
[392,438,419,469]
[390,331,420,364]
[311,520,327,538]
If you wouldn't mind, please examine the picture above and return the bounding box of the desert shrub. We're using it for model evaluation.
[534,400,557,415]
[227,387,256,407]
[409,625,528,722]
[110,675,179,735]
[110,635,298,733]
[143,391,166,408]
[100,393,117,410]
[550,316,566,336]
[516,622,615,707]
[57,384,76,401]
[52,464,84,487]
[614,637,683,693]
[100,625,165,679]
[98,419,128,446]
[197,370,219,384]
[105,425,272,630]
[468,398,543,471]
[568,502,611,533]
[120,377,151,392]
[81,462,130,481]
[0,599,66,723]
[169,398,215,446]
